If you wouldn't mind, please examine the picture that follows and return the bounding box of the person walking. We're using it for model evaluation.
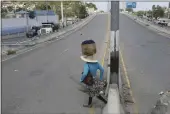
[80,40,107,108]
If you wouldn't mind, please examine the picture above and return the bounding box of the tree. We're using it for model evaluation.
[35,1,52,10]
[85,3,97,10]
[79,4,88,19]
[100,10,104,13]
[126,8,133,12]
[15,7,25,12]
[1,7,8,18]
[136,10,145,17]
[147,10,153,18]
[7,6,14,12]
[152,5,165,19]
[4,1,88,19]
[29,11,35,19]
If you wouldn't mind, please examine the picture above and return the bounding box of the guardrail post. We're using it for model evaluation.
[110,1,119,86]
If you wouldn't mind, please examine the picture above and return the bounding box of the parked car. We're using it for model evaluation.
[26,29,38,38]
[40,24,53,35]
[133,17,137,20]
[157,18,170,26]
[41,22,60,32]
[26,26,41,38]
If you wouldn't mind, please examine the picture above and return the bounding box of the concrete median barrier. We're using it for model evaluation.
[103,84,122,114]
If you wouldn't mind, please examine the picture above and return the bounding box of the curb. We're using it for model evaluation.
[137,19,170,36]
[1,14,96,62]
[124,13,170,36]
[103,84,121,114]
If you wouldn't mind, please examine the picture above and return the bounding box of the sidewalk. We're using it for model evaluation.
[137,18,170,35]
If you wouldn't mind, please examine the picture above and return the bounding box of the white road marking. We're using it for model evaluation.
[60,49,69,55]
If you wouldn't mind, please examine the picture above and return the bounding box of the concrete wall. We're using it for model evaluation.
[2,15,59,35]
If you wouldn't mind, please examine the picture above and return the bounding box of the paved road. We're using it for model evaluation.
[120,14,170,113]
[2,14,108,114]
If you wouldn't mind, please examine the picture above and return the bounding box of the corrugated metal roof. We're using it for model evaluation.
[34,10,56,16]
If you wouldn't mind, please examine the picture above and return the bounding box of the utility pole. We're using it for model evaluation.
[168,2,170,19]
[26,12,29,32]
[110,1,119,86]
[61,1,64,28]
[46,0,49,22]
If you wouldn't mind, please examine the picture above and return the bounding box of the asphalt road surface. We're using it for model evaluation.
[2,14,108,114]
[120,14,170,113]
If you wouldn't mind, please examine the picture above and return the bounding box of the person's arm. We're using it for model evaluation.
[98,63,104,80]
[80,63,89,82]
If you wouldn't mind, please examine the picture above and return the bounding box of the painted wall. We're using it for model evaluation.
[2,15,59,35]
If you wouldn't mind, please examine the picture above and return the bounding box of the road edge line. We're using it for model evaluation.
[119,48,139,114]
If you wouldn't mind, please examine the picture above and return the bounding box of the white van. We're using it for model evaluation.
[157,18,170,26]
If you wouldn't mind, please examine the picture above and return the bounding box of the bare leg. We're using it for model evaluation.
[83,96,93,108]
[96,95,107,104]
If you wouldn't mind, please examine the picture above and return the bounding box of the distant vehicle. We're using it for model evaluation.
[157,18,170,26]
[168,22,170,27]
[42,22,60,32]
[40,24,53,34]
[26,29,38,38]
[147,18,152,21]
[32,26,41,30]
[134,17,137,20]
[26,26,41,38]
[138,16,143,18]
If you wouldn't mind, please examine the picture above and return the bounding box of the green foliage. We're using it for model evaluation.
[2,1,89,20]
[7,50,16,55]
[29,11,35,19]
[7,6,14,12]
[126,8,133,12]
[136,11,145,17]
[152,5,165,19]
[79,4,88,19]
[147,10,153,18]
[85,3,97,10]
[16,7,25,12]
[1,8,8,18]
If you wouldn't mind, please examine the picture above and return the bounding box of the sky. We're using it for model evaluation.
[93,2,169,12]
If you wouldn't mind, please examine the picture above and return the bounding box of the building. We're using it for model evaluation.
[2,10,59,35]
[15,10,29,18]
